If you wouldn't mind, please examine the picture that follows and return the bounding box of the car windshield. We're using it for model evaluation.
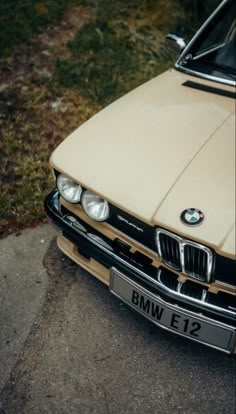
[178,0,236,83]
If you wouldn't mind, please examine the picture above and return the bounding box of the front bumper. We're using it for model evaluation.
[45,189,236,353]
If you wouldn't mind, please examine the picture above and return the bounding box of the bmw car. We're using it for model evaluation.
[45,0,236,353]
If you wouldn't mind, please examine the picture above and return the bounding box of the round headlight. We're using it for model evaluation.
[81,191,110,221]
[57,174,82,203]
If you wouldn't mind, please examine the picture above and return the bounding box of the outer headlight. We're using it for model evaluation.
[81,190,110,222]
[57,174,82,203]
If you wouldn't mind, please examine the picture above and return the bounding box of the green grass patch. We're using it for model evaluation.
[53,0,222,106]
[0,0,81,56]
[0,85,98,236]
[53,0,177,106]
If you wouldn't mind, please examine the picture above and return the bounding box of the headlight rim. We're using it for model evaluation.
[81,190,110,222]
[57,173,82,204]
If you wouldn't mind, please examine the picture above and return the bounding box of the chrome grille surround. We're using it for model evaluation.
[156,229,213,282]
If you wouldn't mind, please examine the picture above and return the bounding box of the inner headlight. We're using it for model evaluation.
[57,174,82,203]
[81,190,110,222]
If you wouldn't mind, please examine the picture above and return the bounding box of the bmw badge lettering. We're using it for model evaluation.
[181,208,204,226]
[117,215,144,232]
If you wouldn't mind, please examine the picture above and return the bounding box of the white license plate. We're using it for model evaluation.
[109,268,235,352]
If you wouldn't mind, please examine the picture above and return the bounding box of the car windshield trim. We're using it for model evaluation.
[186,53,236,81]
[175,63,235,86]
[175,0,236,87]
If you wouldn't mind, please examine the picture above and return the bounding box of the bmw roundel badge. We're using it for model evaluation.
[180,208,204,226]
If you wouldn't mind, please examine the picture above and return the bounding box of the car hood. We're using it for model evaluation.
[50,69,235,257]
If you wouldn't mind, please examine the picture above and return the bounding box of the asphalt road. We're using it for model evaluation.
[0,225,235,414]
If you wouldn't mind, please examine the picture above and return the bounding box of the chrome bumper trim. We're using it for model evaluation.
[156,269,235,319]
[110,268,236,353]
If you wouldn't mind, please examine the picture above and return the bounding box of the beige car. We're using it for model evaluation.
[45,0,236,353]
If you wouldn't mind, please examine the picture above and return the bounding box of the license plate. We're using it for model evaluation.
[109,268,235,352]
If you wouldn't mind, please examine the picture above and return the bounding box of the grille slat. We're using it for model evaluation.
[192,246,195,270]
[175,242,180,265]
[197,249,201,272]
[159,270,178,291]
[159,233,181,270]
[161,235,167,257]
[181,280,203,300]
[170,238,175,262]
[184,245,209,281]
[166,237,171,260]
[157,230,212,282]
[202,252,206,274]
[186,244,190,269]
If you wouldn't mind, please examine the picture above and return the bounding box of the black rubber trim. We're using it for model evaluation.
[108,204,157,252]
[214,254,236,286]
[44,189,235,326]
[183,80,236,99]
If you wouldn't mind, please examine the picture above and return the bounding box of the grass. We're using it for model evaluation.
[53,0,178,106]
[0,83,98,235]
[52,0,221,106]
[0,0,81,56]
[0,0,219,236]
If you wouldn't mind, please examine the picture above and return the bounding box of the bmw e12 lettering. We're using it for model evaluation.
[45,0,236,353]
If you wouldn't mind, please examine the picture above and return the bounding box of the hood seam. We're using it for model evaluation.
[152,110,235,222]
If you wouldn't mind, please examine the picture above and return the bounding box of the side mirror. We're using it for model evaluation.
[166,33,186,53]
